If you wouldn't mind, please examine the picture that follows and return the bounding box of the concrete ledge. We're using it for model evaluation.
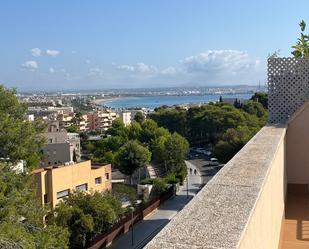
[145,125,286,249]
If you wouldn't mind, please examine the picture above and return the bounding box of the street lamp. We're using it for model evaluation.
[186,169,189,199]
[129,206,134,246]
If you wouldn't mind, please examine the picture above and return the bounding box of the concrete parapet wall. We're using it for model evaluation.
[145,125,286,249]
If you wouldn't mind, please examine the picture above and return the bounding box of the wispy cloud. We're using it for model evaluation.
[181,50,259,75]
[49,67,55,73]
[46,49,60,57]
[21,60,38,71]
[117,62,157,76]
[31,48,41,57]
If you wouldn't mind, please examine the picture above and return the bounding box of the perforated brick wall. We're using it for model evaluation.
[268,57,309,123]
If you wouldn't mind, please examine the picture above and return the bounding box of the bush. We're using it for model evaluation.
[140,178,154,185]
[163,173,180,185]
[152,178,168,196]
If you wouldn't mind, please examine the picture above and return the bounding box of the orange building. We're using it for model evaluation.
[34,160,112,208]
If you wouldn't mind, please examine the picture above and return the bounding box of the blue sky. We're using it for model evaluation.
[1,0,308,91]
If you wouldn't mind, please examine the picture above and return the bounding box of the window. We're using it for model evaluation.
[76,183,88,192]
[57,189,69,199]
[95,177,102,185]
[43,194,48,204]
[105,173,110,180]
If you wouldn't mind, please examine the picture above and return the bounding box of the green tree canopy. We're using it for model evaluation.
[0,85,69,248]
[0,86,45,169]
[133,111,145,124]
[54,191,124,248]
[250,92,268,109]
[292,20,309,57]
[114,140,151,183]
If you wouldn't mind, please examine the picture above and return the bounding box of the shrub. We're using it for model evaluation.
[152,178,168,196]
[140,178,154,185]
[163,173,180,185]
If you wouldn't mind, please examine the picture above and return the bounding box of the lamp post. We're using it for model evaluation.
[130,206,134,246]
[186,169,189,199]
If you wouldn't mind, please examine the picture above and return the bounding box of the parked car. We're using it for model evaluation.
[209,158,219,166]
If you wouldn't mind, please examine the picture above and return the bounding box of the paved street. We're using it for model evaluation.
[109,162,202,249]
[187,154,224,184]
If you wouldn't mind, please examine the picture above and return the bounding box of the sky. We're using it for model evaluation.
[1,0,309,91]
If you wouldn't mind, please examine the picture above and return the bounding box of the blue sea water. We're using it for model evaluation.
[103,94,252,109]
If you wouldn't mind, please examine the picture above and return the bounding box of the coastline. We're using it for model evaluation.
[93,93,252,109]
[93,96,127,106]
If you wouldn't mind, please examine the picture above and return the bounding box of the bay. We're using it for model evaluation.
[103,93,253,109]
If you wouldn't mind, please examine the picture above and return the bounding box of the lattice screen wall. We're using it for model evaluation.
[268,57,309,123]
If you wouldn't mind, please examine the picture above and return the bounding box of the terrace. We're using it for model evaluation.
[145,58,309,249]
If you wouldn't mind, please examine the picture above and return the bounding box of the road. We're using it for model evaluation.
[109,162,202,249]
[187,154,224,184]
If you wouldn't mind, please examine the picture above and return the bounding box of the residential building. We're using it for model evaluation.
[57,113,74,129]
[118,111,131,126]
[41,130,81,167]
[67,133,81,162]
[46,120,61,132]
[87,110,117,130]
[34,160,112,208]
[28,106,74,118]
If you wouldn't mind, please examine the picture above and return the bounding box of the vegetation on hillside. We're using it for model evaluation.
[0,85,69,248]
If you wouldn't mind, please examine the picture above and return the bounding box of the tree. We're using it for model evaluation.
[107,118,128,138]
[67,124,78,133]
[251,92,268,109]
[0,86,45,169]
[128,121,142,140]
[0,163,69,248]
[213,127,252,163]
[292,20,309,57]
[114,141,151,184]
[243,101,268,119]
[163,133,189,172]
[54,191,124,248]
[0,85,69,248]
[133,111,145,124]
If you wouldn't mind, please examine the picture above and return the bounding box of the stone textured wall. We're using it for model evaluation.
[145,126,286,249]
[268,57,309,123]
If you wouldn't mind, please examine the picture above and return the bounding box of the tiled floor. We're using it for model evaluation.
[281,189,309,249]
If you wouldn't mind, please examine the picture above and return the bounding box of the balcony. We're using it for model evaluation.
[281,185,309,249]
[143,57,309,249]
[145,125,287,249]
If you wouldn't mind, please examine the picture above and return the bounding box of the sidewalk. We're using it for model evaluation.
[108,162,202,249]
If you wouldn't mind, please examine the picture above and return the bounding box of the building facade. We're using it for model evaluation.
[41,131,81,167]
[87,110,117,130]
[34,160,112,208]
[118,111,131,126]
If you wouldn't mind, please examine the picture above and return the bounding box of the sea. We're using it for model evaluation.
[103,93,253,109]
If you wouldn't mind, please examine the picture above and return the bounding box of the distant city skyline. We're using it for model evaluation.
[1,0,308,90]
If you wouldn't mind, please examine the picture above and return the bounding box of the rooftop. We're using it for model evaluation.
[33,160,109,173]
